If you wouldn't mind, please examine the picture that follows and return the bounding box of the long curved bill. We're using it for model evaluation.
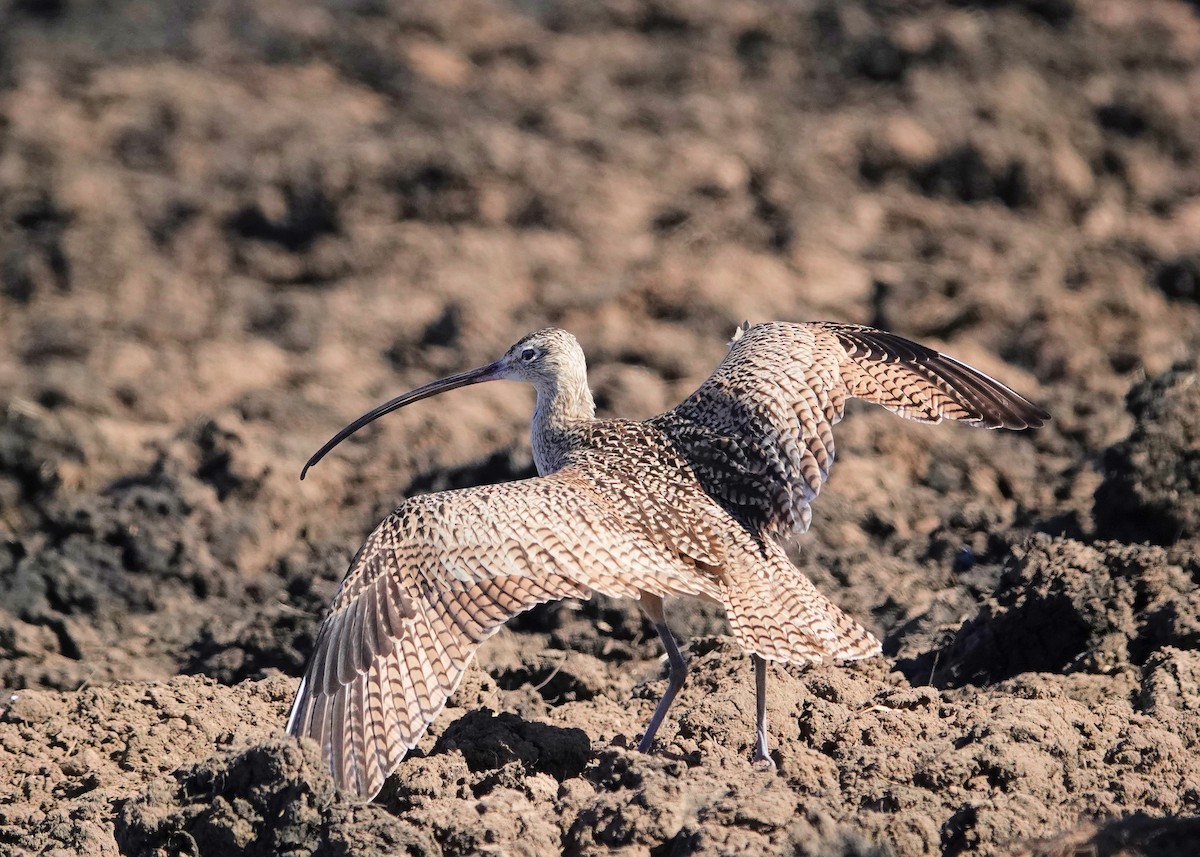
[301,360,505,480]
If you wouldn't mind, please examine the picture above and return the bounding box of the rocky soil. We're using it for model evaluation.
[1,1,1199,855]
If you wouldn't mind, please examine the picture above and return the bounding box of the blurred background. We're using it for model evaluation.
[1,1,1199,853]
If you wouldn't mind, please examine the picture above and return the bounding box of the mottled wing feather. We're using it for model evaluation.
[656,321,1047,537]
[816,323,1050,429]
[652,322,841,535]
[721,539,881,664]
[287,467,716,800]
[563,421,728,569]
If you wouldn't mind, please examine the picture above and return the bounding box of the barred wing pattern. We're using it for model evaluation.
[719,536,882,665]
[817,323,1049,429]
[656,321,1048,538]
[286,467,718,800]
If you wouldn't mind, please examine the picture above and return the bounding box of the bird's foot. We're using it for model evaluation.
[751,752,777,771]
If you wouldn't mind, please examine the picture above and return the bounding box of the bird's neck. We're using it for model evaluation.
[531,370,595,476]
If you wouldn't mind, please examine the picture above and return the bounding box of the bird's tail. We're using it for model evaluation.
[721,550,881,665]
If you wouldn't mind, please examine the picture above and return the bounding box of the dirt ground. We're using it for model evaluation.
[1,0,1199,855]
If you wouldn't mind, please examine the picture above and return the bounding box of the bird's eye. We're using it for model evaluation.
[521,348,537,362]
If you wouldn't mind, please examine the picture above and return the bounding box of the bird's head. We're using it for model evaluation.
[300,327,586,479]
[497,328,585,387]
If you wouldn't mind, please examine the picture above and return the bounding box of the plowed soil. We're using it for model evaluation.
[2,1,1199,855]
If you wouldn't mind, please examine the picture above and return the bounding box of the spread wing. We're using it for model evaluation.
[286,467,713,800]
[653,321,1048,538]
[813,322,1049,429]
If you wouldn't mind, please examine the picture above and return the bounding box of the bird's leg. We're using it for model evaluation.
[637,593,687,755]
[752,653,775,768]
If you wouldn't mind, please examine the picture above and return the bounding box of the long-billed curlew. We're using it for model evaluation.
[287,321,1047,799]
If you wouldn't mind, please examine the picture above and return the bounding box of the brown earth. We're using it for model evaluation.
[2,0,1200,855]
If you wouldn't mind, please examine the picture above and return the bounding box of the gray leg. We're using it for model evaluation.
[637,594,687,754]
[752,654,775,767]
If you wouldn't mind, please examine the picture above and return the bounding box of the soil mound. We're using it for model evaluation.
[1095,361,1200,546]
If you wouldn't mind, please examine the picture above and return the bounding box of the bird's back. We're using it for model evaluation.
[554,417,730,574]
[555,416,885,663]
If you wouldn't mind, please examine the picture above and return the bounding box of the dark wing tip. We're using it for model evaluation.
[1002,398,1050,430]
[930,353,1051,431]
[941,354,1050,430]
[822,323,1050,431]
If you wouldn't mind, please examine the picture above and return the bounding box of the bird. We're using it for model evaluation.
[287,321,1048,799]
